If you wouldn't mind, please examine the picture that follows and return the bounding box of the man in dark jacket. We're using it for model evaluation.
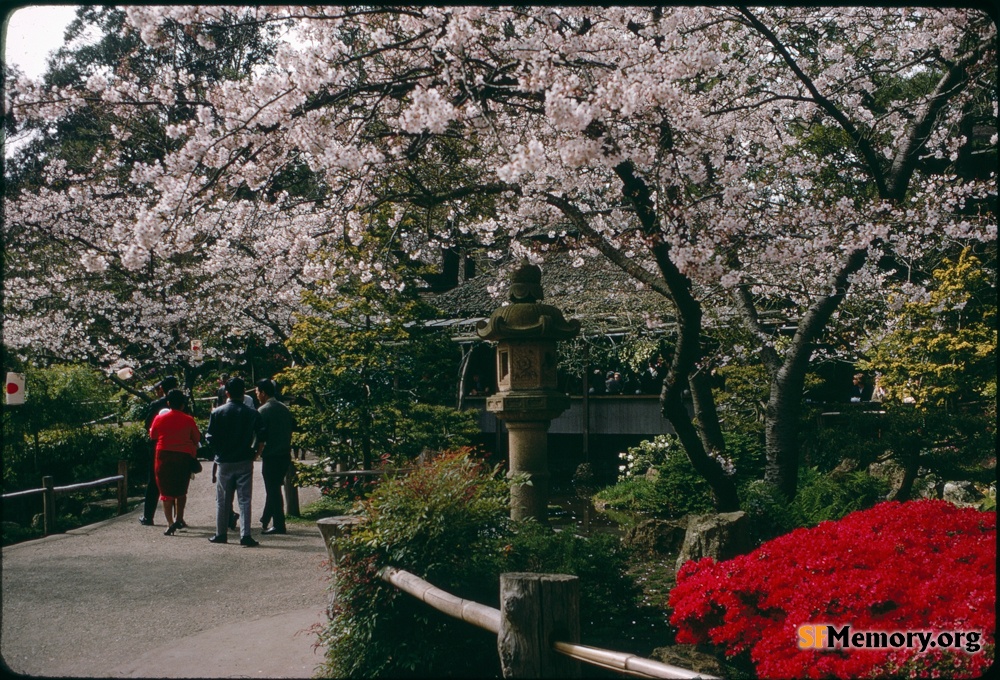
[254,379,296,535]
[206,377,265,547]
[138,375,178,526]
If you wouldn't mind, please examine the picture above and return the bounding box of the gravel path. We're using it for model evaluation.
[1,461,330,678]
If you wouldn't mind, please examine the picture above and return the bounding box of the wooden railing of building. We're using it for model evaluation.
[318,516,717,679]
[1,461,128,536]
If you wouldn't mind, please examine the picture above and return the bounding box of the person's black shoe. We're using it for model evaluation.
[228,512,240,530]
[164,522,180,536]
[262,527,286,535]
[239,536,259,547]
[176,520,188,529]
[138,517,155,526]
[208,535,228,544]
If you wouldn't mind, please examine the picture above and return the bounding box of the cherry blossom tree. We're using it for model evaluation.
[6,6,995,504]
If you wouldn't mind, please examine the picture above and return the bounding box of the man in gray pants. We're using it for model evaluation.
[205,377,265,547]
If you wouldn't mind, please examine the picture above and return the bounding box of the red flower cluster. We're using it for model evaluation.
[669,500,995,678]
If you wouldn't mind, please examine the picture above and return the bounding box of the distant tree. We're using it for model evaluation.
[278,251,466,470]
[860,249,997,411]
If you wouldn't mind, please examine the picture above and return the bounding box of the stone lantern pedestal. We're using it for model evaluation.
[477,262,580,523]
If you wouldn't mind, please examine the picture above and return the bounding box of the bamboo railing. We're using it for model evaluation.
[377,564,718,679]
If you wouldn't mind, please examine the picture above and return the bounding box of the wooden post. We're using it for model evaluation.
[498,573,580,678]
[116,460,128,516]
[283,464,300,517]
[42,476,54,536]
[316,516,364,618]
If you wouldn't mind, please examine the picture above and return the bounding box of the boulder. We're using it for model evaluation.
[942,481,982,507]
[622,518,687,556]
[676,511,750,571]
[651,644,726,678]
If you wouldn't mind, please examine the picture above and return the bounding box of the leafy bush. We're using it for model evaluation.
[320,450,512,678]
[3,423,148,494]
[604,435,713,518]
[740,469,891,545]
[789,467,890,527]
[2,364,124,433]
[295,493,358,522]
[384,403,481,459]
[599,431,765,520]
[321,449,645,678]
[617,435,673,478]
[738,479,797,544]
[670,500,996,679]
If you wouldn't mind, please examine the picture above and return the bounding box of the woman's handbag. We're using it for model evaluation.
[190,457,203,474]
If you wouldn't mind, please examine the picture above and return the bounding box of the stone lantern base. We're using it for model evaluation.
[488,391,570,523]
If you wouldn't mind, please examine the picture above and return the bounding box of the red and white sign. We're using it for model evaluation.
[5,372,25,405]
[191,339,203,361]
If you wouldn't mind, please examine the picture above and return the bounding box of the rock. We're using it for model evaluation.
[868,459,905,490]
[914,474,944,500]
[676,511,750,572]
[622,518,687,556]
[942,481,982,506]
[651,644,726,677]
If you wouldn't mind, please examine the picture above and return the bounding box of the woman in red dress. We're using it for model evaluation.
[149,389,200,535]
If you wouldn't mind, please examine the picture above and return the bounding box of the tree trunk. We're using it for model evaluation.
[762,248,870,499]
[652,243,739,512]
[764,362,808,500]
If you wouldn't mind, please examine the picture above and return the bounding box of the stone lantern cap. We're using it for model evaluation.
[476,261,581,341]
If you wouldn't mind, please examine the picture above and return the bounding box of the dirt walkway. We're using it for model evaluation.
[1,462,330,678]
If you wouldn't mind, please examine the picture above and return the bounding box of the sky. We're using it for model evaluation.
[4,5,79,79]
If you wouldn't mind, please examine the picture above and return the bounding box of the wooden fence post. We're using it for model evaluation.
[316,516,364,617]
[117,460,128,516]
[498,573,580,678]
[42,476,54,536]
[284,465,300,517]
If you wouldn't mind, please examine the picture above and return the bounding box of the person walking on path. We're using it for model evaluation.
[255,379,296,535]
[139,375,178,526]
[215,373,229,408]
[149,389,201,535]
[206,377,265,547]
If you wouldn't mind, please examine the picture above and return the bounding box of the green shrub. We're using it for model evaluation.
[617,436,673,478]
[387,403,482,459]
[789,466,891,527]
[295,493,359,522]
[738,479,797,545]
[594,477,670,518]
[739,469,892,545]
[497,521,644,648]
[598,434,732,519]
[3,423,148,494]
[321,449,644,678]
[321,450,510,678]
[652,453,716,517]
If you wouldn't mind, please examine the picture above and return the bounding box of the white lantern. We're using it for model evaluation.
[191,338,203,361]
[5,372,25,405]
[116,367,134,380]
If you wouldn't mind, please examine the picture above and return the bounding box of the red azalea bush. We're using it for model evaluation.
[669,500,995,678]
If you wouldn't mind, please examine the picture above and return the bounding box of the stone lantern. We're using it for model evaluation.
[477,261,580,522]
